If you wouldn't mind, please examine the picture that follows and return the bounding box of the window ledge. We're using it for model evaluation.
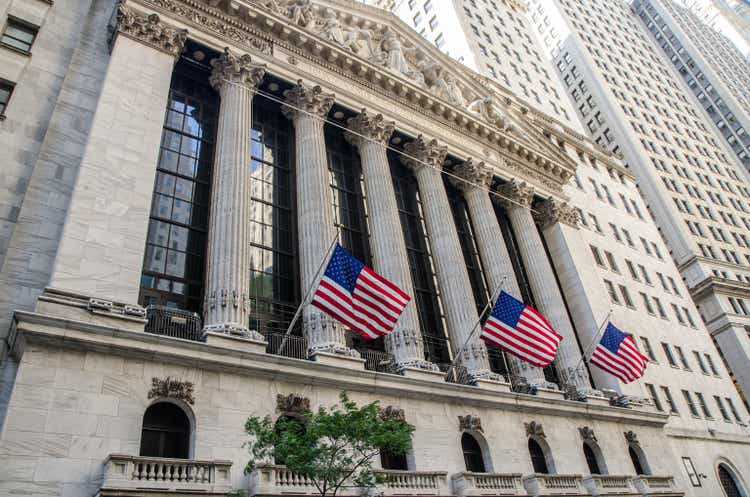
[0,43,31,57]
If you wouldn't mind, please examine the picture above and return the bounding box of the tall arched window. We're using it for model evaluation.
[529,439,549,474]
[583,443,601,475]
[628,445,650,475]
[274,416,305,465]
[718,464,746,497]
[140,402,191,459]
[461,433,486,473]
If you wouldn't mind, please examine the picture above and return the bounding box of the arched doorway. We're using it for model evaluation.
[628,445,650,476]
[529,438,550,474]
[461,433,486,473]
[583,443,602,475]
[140,402,191,459]
[719,464,746,497]
[380,449,408,470]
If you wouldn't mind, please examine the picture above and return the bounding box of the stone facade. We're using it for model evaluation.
[0,0,748,497]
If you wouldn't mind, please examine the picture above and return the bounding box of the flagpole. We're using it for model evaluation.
[278,229,341,355]
[444,276,507,383]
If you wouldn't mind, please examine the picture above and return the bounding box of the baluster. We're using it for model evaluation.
[132,462,141,480]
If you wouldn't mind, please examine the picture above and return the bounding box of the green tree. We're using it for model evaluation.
[243,392,415,497]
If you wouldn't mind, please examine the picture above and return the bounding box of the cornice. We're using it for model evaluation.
[689,275,750,301]
[114,3,187,57]
[13,309,669,427]
[130,0,575,193]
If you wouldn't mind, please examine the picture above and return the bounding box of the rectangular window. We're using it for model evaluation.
[714,396,731,421]
[0,79,13,117]
[591,245,605,266]
[705,354,719,375]
[682,390,700,417]
[694,351,709,374]
[661,386,678,414]
[604,279,620,304]
[726,397,743,422]
[604,251,619,272]
[662,342,677,367]
[619,285,634,307]
[645,383,663,411]
[641,292,655,315]
[1,17,38,53]
[640,336,656,361]
[675,346,690,370]
[683,457,702,487]
[695,392,712,418]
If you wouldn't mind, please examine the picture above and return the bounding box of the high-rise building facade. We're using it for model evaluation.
[0,0,748,497]
[634,0,750,171]
[672,0,750,55]
[528,0,750,412]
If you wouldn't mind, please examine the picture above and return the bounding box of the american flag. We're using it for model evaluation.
[480,291,562,367]
[311,244,410,340]
[589,323,648,383]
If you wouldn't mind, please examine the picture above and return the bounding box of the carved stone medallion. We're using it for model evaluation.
[524,420,545,439]
[148,377,195,405]
[459,414,483,432]
[276,393,311,414]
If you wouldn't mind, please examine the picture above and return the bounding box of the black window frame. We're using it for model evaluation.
[0,78,13,118]
[1,16,39,54]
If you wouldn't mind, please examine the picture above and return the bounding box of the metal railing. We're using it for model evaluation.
[264,332,309,360]
[144,305,203,342]
[358,349,398,374]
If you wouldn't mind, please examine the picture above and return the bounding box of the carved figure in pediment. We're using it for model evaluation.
[376,28,424,84]
[317,9,376,56]
[467,96,510,130]
[432,73,466,106]
[258,0,286,15]
[287,0,315,28]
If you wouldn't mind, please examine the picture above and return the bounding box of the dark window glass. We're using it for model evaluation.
[583,443,601,474]
[0,79,13,116]
[629,446,646,475]
[248,101,299,336]
[1,18,38,53]
[529,438,549,474]
[140,402,190,459]
[719,465,743,497]
[140,66,217,312]
[381,450,408,470]
[461,433,486,472]
[389,155,450,365]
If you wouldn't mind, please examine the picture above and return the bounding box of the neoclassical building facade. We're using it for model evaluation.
[0,0,748,496]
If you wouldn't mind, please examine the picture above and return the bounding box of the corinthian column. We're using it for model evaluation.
[450,160,547,386]
[401,136,500,384]
[202,48,265,341]
[283,81,356,360]
[498,180,590,393]
[346,111,438,376]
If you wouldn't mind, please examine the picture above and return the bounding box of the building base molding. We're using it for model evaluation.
[474,377,513,393]
[311,350,367,370]
[203,331,267,354]
[402,366,448,382]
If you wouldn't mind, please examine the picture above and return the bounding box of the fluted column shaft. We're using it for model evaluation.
[346,112,434,371]
[402,137,493,379]
[500,181,590,391]
[453,162,547,385]
[203,49,264,339]
[283,82,351,356]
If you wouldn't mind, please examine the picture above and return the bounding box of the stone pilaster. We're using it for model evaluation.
[401,137,497,382]
[346,111,437,374]
[498,181,589,392]
[451,160,546,386]
[536,199,617,394]
[283,81,354,358]
[50,5,186,303]
[201,49,266,340]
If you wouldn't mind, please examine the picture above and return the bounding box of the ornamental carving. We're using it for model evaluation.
[276,393,311,414]
[148,377,195,405]
[535,198,580,229]
[459,415,483,433]
[497,180,535,210]
[379,406,406,422]
[345,109,395,146]
[401,135,448,174]
[114,4,187,57]
[525,421,546,439]
[451,159,494,191]
[579,426,597,442]
[282,80,335,120]
[624,430,639,445]
[209,47,266,91]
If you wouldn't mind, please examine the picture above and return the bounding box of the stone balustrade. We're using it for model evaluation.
[100,454,232,495]
[632,475,679,495]
[452,471,525,496]
[250,464,450,496]
[522,474,586,496]
[582,474,637,496]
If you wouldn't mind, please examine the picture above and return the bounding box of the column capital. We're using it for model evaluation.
[401,135,447,174]
[282,80,335,121]
[496,180,535,210]
[114,4,187,58]
[345,109,395,147]
[450,158,493,192]
[209,47,266,91]
[534,198,580,229]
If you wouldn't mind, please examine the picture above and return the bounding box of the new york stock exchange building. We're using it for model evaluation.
[0,0,748,496]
